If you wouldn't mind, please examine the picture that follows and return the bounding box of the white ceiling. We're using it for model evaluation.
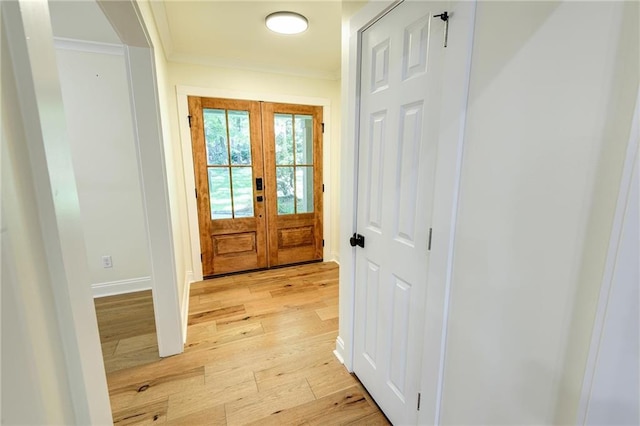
[48,1,366,80]
[150,1,343,79]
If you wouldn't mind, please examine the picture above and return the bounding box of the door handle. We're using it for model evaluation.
[255,177,263,191]
[350,233,365,248]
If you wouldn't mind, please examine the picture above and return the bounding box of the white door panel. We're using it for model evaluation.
[353,1,446,424]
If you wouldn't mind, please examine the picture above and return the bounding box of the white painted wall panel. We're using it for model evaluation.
[55,47,151,287]
[1,21,75,424]
[2,1,112,421]
[440,2,639,424]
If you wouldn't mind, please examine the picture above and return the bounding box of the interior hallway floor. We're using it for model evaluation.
[95,261,390,425]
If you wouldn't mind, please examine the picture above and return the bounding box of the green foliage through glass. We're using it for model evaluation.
[204,109,229,166]
[228,111,252,165]
[204,108,254,220]
[232,167,254,218]
[275,114,314,215]
[208,168,232,219]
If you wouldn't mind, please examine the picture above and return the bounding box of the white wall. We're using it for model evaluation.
[2,20,75,424]
[440,2,639,425]
[554,2,640,421]
[55,45,151,293]
[2,0,112,422]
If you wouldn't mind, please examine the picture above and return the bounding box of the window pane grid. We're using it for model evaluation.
[223,111,236,218]
[204,108,254,220]
[276,114,314,215]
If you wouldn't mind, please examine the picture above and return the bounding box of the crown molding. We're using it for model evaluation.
[53,37,124,56]
[148,0,174,57]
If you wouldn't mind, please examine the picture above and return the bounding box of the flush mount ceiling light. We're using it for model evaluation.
[265,11,308,35]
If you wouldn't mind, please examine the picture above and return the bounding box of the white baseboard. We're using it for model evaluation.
[181,271,194,344]
[92,276,151,298]
[334,336,346,365]
[330,253,340,265]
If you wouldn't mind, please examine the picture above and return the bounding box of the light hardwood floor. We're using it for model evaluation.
[95,262,390,425]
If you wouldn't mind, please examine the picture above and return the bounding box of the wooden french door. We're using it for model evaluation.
[189,97,323,277]
[189,97,267,276]
[262,103,324,267]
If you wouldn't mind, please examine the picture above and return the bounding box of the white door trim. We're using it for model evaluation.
[419,2,478,424]
[337,0,397,372]
[3,0,112,422]
[339,0,477,422]
[576,88,640,425]
[176,85,333,281]
[98,0,184,357]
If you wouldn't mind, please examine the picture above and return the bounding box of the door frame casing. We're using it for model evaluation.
[177,86,332,282]
[100,1,184,358]
[338,1,477,424]
[576,89,640,425]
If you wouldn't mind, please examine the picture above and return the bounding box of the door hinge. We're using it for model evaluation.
[322,239,325,247]
[417,392,421,411]
[350,233,365,248]
[322,184,325,192]
[321,122,325,133]
[188,115,192,128]
[428,228,433,251]
[195,188,198,199]
[200,253,203,262]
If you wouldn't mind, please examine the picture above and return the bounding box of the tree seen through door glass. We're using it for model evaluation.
[276,166,295,214]
[228,111,252,165]
[204,108,254,220]
[295,115,313,165]
[204,109,229,165]
[275,114,294,165]
[232,167,254,218]
[274,113,314,215]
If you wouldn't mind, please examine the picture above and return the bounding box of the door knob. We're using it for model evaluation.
[350,233,365,248]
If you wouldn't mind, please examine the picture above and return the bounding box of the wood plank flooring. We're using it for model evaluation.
[94,262,390,425]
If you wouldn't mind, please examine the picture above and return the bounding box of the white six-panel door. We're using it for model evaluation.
[353,1,447,423]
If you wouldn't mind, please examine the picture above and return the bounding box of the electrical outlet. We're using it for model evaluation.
[102,255,113,268]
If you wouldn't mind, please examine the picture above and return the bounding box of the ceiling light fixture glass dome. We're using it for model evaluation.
[265,11,308,35]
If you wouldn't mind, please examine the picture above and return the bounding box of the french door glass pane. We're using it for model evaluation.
[296,166,314,213]
[228,110,252,165]
[204,109,229,166]
[208,168,232,219]
[275,114,293,165]
[276,166,295,214]
[295,115,313,165]
[274,112,315,216]
[231,167,254,218]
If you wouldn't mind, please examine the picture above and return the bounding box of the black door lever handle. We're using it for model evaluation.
[350,233,365,248]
